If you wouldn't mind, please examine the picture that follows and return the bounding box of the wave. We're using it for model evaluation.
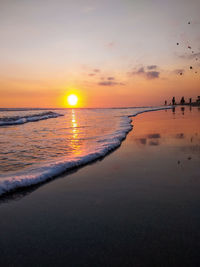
[0,111,63,126]
[0,106,171,196]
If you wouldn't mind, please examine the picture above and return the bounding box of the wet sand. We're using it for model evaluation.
[0,106,200,266]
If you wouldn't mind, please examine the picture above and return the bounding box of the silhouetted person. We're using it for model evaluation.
[172,97,175,105]
[180,97,185,105]
[164,100,167,105]
[189,98,192,105]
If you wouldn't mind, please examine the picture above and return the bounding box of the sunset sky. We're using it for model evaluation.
[0,0,200,108]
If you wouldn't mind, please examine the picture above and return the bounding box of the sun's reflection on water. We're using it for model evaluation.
[70,109,82,156]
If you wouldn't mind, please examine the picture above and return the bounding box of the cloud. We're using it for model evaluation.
[130,66,160,79]
[93,69,100,73]
[147,65,157,70]
[88,73,95,76]
[98,81,125,86]
[178,52,200,60]
[137,67,145,74]
[146,71,160,79]
[97,74,124,86]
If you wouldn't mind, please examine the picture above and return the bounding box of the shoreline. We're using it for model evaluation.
[0,106,171,197]
[0,106,200,266]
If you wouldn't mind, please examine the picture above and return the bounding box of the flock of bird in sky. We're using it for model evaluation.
[176,21,198,75]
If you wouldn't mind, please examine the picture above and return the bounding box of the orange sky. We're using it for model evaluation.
[0,0,200,108]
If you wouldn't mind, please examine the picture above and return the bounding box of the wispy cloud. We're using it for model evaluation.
[93,69,101,73]
[178,52,200,60]
[107,77,115,80]
[147,65,157,70]
[146,71,160,79]
[98,80,125,86]
[88,68,100,77]
[129,66,160,79]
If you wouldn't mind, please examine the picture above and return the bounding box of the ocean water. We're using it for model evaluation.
[0,107,169,195]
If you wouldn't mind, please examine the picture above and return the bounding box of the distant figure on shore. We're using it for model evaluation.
[164,96,200,107]
[180,97,185,105]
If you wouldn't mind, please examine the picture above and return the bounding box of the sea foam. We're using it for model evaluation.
[0,111,63,126]
[0,106,171,196]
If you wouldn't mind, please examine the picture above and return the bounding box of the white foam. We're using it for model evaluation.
[0,106,171,196]
[0,111,63,126]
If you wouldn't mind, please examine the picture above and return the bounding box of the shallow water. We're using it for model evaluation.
[0,106,168,195]
[0,106,200,267]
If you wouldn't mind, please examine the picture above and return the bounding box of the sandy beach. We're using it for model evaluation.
[0,106,200,266]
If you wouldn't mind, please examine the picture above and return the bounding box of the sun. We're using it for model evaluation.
[67,94,78,106]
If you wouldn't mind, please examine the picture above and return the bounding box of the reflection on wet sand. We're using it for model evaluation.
[176,133,185,139]
[181,106,185,115]
[149,140,159,146]
[133,106,200,158]
[135,133,161,146]
[147,133,161,139]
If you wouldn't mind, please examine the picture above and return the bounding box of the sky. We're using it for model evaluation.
[0,0,200,108]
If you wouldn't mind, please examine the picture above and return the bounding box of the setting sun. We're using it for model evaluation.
[67,94,78,106]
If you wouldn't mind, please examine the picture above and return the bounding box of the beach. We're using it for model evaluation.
[0,106,200,266]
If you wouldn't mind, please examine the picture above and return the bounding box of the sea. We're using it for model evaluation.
[0,107,169,195]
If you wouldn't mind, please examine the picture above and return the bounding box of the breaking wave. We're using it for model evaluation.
[0,106,171,196]
[0,111,63,126]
